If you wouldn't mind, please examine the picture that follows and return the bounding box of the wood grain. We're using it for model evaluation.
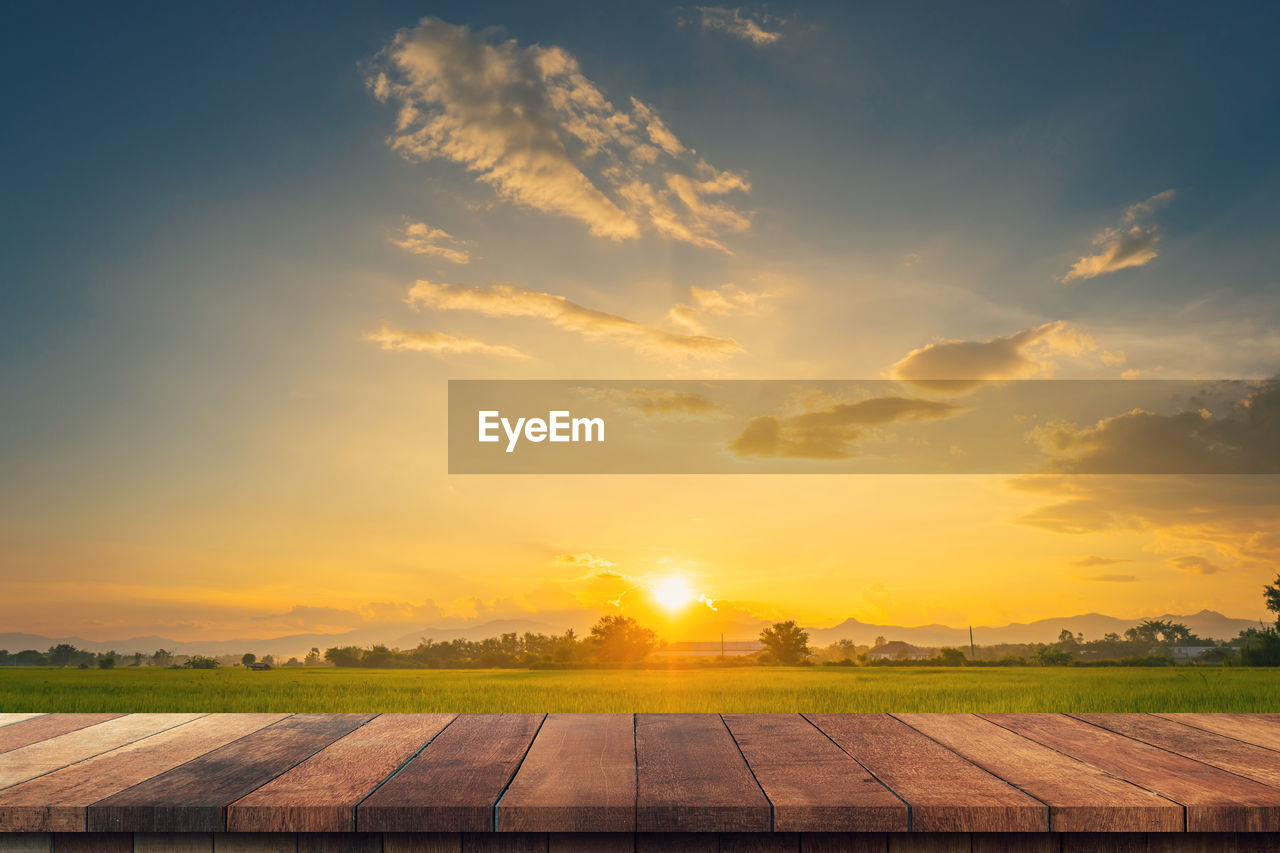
[635,714,770,833]
[496,713,635,833]
[971,833,1058,853]
[0,716,123,757]
[806,714,1046,833]
[886,833,971,853]
[133,833,214,852]
[1059,834,1147,853]
[227,714,455,833]
[635,834,717,853]
[459,834,545,853]
[719,833,799,853]
[722,714,906,832]
[1152,714,1280,752]
[548,832,633,853]
[212,833,297,853]
[297,833,380,853]
[358,714,545,833]
[802,834,888,853]
[985,713,1280,832]
[0,714,286,832]
[896,713,1181,832]
[0,717,45,730]
[87,714,376,833]
[0,714,205,790]
[0,834,51,853]
[1076,713,1280,788]
[382,834,462,853]
[50,833,132,853]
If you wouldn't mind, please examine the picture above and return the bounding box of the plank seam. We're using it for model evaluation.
[1066,713,1280,793]
[490,713,549,832]
[718,713,773,832]
[800,713,913,832]
[1147,714,1280,755]
[351,713,461,832]
[977,714,1189,831]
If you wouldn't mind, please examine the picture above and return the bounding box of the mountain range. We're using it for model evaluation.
[0,610,1265,659]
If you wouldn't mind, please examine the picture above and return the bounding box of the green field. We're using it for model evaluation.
[2,666,1279,713]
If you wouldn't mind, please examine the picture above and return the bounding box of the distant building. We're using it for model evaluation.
[1170,645,1223,662]
[247,661,272,671]
[867,641,932,661]
[651,641,764,660]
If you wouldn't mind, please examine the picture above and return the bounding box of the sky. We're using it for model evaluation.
[2,1,1279,641]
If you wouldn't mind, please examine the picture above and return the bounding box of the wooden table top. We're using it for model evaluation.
[0,712,1278,836]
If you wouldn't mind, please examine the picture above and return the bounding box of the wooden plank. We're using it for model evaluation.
[0,716,45,730]
[1153,714,1280,752]
[87,713,376,833]
[548,832,633,853]
[0,714,287,832]
[213,834,297,853]
[0,716,123,756]
[359,714,545,833]
[721,714,906,832]
[719,833,800,853]
[1059,834,1146,853]
[383,834,462,853]
[0,714,205,789]
[1076,713,1280,789]
[886,834,970,853]
[635,714,770,833]
[896,713,1182,832]
[50,834,132,853]
[985,713,1280,832]
[635,834,716,853]
[0,834,51,853]
[134,833,215,852]
[802,834,887,853]
[496,713,635,832]
[806,714,1045,833]
[297,833,381,853]
[227,713,455,832]
[460,834,545,853]
[971,834,1057,853]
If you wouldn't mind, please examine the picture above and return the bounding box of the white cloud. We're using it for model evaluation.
[697,7,783,46]
[369,19,751,251]
[1062,190,1175,282]
[391,221,472,264]
[406,279,743,359]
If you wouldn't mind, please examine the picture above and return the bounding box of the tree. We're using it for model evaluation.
[49,644,78,667]
[937,647,966,666]
[588,616,656,663]
[241,653,256,667]
[305,647,322,666]
[759,621,812,664]
[1266,574,1280,628]
[1035,647,1072,666]
[185,655,218,669]
[873,636,887,648]
[152,649,173,667]
[98,655,115,669]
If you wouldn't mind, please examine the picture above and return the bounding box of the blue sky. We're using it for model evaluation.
[2,2,1279,638]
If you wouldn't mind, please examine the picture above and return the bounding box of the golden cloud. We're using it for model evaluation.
[391,221,472,264]
[366,323,528,358]
[1062,190,1175,282]
[889,321,1098,390]
[730,395,962,459]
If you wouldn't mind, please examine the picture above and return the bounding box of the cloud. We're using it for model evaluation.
[697,7,783,46]
[1169,555,1222,575]
[583,387,726,419]
[391,221,472,264]
[552,552,618,571]
[1062,190,1175,282]
[1086,574,1138,583]
[668,284,771,333]
[1070,555,1134,568]
[889,321,1098,390]
[1031,380,1280,474]
[368,19,751,251]
[366,323,528,358]
[730,396,962,459]
[406,279,742,358]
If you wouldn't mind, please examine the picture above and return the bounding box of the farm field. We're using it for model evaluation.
[2,666,1279,714]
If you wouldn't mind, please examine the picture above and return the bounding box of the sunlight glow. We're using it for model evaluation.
[650,577,697,612]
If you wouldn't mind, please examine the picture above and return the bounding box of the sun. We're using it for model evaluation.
[650,576,696,612]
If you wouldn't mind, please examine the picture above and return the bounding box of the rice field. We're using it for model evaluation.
[2,666,1278,713]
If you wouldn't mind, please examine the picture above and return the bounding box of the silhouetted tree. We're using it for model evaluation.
[760,621,812,664]
[588,616,656,663]
[241,653,256,667]
[1266,574,1280,628]
[49,644,77,667]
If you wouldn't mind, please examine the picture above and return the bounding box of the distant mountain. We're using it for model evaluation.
[0,609,1264,660]
[804,610,1265,647]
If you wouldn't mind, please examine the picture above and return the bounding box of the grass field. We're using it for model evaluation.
[2,666,1279,713]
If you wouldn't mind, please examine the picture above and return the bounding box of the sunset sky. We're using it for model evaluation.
[2,2,1279,641]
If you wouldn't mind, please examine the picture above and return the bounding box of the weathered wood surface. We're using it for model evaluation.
[635,714,770,833]
[985,714,1280,833]
[87,715,376,833]
[358,713,545,833]
[496,713,635,833]
[2,713,1280,837]
[806,714,1045,832]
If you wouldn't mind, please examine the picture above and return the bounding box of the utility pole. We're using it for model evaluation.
[721,633,725,658]
[969,626,975,660]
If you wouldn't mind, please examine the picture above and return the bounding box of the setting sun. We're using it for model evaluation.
[651,577,696,612]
